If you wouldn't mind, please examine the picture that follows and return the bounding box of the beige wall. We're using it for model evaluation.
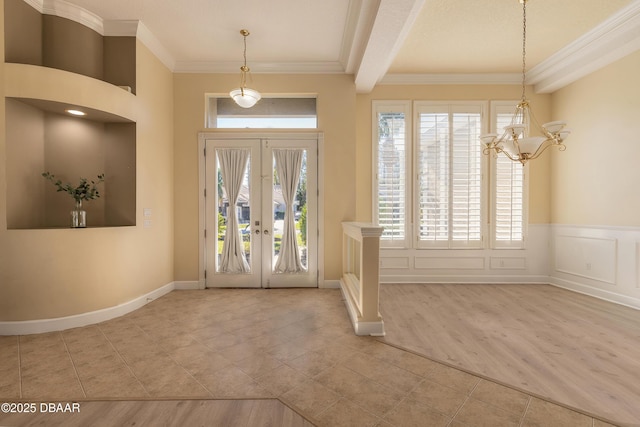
[172,73,356,282]
[550,50,640,227]
[356,85,552,224]
[0,34,175,320]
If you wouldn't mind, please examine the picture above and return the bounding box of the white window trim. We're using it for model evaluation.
[489,101,529,249]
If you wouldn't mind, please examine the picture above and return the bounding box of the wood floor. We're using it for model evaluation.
[0,399,312,427]
[378,283,640,426]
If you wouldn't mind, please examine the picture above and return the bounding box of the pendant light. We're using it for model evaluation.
[229,29,261,108]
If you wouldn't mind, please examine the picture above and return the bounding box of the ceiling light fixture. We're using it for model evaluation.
[66,109,86,116]
[481,0,570,165]
[229,29,261,109]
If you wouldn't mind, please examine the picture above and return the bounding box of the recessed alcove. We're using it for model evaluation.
[5,98,136,229]
[4,0,136,93]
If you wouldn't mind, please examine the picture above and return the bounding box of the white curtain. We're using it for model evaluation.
[274,149,306,273]
[218,148,250,273]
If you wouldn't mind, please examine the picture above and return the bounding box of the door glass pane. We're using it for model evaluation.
[216,153,252,272]
[272,149,308,271]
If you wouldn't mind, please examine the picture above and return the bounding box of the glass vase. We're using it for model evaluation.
[71,200,86,228]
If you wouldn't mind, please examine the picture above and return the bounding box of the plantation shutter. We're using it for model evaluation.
[417,104,483,248]
[374,102,411,247]
[493,105,526,247]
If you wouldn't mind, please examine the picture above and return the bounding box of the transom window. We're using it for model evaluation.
[206,96,317,129]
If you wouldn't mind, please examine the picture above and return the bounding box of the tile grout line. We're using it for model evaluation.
[131,317,220,399]
[59,331,87,399]
[446,379,480,426]
[518,396,533,427]
[97,323,151,398]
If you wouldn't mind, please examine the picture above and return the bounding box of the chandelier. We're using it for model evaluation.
[229,29,261,108]
[481,0,570,165]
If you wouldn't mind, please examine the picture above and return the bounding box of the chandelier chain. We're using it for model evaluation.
[243,32,248,69]
[521,0,527,101]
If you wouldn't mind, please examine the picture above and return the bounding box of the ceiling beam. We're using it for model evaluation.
[353,0,426,93]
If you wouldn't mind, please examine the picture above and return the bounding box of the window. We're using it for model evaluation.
[206,96,317,128]
[373,102,411,247]
[416,103,484,248]
[490,101,527,248]
[373,101,486,249]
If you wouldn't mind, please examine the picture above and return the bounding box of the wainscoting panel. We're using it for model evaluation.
[414,256,485,270]
[379,224,550,284]
[379,224,640,309]
[550,225,640,310]
[490,256,527,270]
[637,241,640,289]
[554,235,617,285]
[380,256,411,270]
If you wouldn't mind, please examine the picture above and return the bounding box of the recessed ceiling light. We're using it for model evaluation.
[66,109,86,116]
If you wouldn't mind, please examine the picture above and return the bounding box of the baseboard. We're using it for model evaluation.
[174,281,201,290]
[549,277,640,311]
[380,275,550,284]
[321,279,341,289]
[339,279,385,337]
[0,282,176,336]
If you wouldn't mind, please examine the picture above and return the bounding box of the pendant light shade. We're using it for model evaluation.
[230,87,261,109]
[230,29,261,109]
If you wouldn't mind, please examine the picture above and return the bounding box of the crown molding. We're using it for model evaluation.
[380,73,522,86]
[173,61,345,74]
[20,0,177,72]
[526,0,640,93]
[133,21,176,71]
[21,0,42,12]
[102,19,138,36]
[41,0,104,35]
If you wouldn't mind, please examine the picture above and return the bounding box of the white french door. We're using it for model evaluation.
[203,136,318,288]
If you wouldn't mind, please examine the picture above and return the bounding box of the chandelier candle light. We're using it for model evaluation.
[230,29,261,108]
[481,0,570,165]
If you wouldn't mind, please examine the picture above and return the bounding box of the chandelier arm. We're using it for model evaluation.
[493,146,522,163]
[527,139,560,161]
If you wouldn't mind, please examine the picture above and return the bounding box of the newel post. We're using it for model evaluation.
[340,222,385,336]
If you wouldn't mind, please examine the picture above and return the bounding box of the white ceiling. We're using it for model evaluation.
[35,0,640,93]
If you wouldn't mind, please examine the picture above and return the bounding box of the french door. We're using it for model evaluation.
[203,136,318,288]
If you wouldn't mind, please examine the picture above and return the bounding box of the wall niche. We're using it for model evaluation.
[4,0,136,93]
[5,98,136,229]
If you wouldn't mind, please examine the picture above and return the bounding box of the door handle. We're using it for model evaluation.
[264,229,269,235]
[255,229,261,235]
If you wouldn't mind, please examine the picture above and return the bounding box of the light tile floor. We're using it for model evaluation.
[0,289,621,426]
